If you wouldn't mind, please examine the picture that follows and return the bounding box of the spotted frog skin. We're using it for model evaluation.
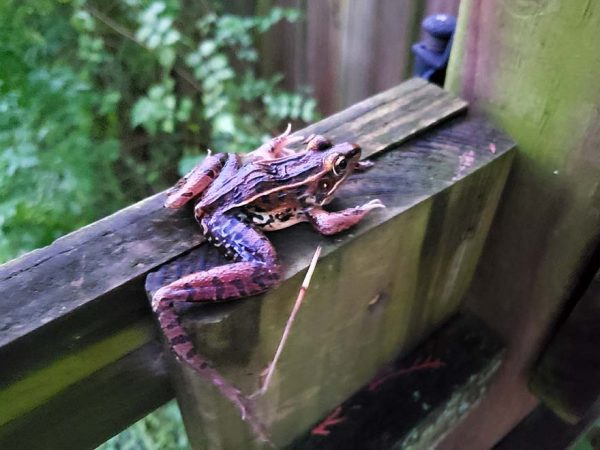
[151,128,384,439]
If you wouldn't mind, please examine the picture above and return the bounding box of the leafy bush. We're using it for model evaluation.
[2,1,317,446]
[98,400,190,450]
[0,0,317,263]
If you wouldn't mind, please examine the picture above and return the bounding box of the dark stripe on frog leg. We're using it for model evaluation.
[231,278,249,297]
[250,263,277,290]
[153,300,210,366]
[153,300,270,440]
[211,276,226,300]
[170,334,192,345]
[153,223,277,441]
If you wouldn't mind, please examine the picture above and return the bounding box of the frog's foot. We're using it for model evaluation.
[307,200,386,235]
[233,390,271,444]
[359,198,386,211]
[355,160,375,171]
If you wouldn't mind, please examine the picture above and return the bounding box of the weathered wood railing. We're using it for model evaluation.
[0,78,515,449]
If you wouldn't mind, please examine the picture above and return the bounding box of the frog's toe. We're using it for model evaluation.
[356,160,375,171]
[362,199,386,210]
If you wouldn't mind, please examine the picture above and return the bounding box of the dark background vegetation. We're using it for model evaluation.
[0,0,318,264]
[1,1,317,447]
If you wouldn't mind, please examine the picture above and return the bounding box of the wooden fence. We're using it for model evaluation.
[0,78,517,449]
[440,0,600,448]
[4,0,600,448]
[252,0,461,115]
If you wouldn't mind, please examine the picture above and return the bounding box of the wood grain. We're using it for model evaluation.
[289,313,504,450]
[0,79,466,449]
[440,1,600,448]
[148,115,515,448]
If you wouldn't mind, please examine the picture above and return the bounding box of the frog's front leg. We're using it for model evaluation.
[151,214,280,441]
[164,152,228,208]
[307,199,385,235]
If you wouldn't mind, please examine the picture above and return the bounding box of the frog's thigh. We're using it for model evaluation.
[153,261,281,303]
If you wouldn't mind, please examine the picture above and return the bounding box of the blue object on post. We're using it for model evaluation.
[412,14,457,86]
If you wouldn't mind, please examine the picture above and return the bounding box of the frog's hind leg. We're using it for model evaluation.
[153,215,281,306]
[151,215,281,441]
[164,152,228,208]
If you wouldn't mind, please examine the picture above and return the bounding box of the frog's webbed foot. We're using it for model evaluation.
[246,123,304,162]
[307,200,386,235]
[355,160,375,171]
[359,198,386,210]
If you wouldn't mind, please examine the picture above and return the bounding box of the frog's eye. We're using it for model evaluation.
[332,156,348,176]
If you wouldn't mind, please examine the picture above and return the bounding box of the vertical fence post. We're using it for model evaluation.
[443,1,600,447]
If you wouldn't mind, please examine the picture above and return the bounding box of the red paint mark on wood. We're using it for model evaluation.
[368,356,445,392]
[311,406,346,436]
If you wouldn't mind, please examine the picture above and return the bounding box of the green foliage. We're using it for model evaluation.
[98,400,190,450]
[0,1,124,259]
[0,0,318,263]
[1,0,318,445]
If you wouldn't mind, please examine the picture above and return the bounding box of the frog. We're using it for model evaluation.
[151,128,384,440]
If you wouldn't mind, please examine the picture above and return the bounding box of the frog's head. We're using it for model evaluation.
[299,137,362,206]
[228,136,362,211]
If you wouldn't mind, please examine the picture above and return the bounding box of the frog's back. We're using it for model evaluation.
[195,154,280,215]
[197,153,322,214]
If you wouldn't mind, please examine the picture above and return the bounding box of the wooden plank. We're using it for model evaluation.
[439,1,600,448]
[256,0,461,116]
[146,115,515,448]
[258,0,431,115]
[530,267,600,422]
[0,79,466,448]
[337,0,424,107]
[305,0,343,114]
[0,342,173,450]
[289,313,504,449]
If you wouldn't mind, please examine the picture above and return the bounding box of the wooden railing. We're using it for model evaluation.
[0,79,516,449]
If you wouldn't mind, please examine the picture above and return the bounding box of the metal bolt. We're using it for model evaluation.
[412,14,457,85]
